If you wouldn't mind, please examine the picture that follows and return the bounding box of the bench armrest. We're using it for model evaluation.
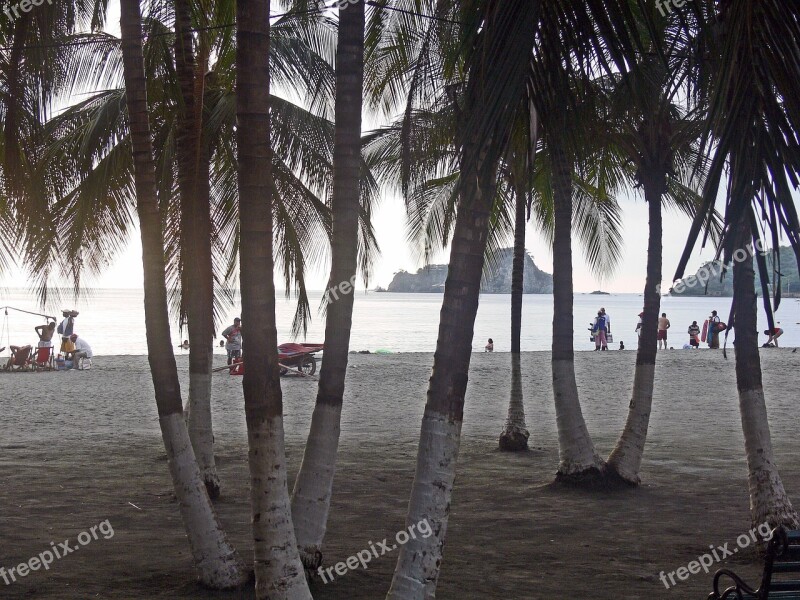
[709,569,760,599]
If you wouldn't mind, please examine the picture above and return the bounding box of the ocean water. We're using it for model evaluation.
[1,288,798,355]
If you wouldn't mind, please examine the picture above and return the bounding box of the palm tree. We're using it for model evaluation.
[386,2,543,596]
[499,126,535,452]
[523,0,642,485]
[546,126,606,482]
[235,0,312,595]
[118,0,246,587]
[604,10,714,485]
[173,0,220,498]
[676,0,800,528]
[291,0,366,569]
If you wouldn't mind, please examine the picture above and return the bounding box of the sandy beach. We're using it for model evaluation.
[2,349,799,599]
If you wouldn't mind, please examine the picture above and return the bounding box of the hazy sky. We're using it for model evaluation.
[0,185,741,294]
[1,1,797,295]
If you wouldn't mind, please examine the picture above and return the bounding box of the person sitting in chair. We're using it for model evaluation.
[5,345,32,370]
[69,334,93,370]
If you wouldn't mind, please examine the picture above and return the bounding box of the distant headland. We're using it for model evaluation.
[384,248,554,294]
[670,245,800,297]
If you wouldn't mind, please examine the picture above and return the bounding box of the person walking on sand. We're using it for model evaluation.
[657,312,671,350]
[708,310,721,349]
[764,326,784,347]
[688,321,701,348]
[593,310,609,351]
[221,317,242,365]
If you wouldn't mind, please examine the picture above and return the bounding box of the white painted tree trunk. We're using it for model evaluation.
[739,388,799,528]
[606,363,655,483]
[248,415,312,600]
[159,413,246,588]
[499,354,529,451]
[187,371,220,496]
[552,359,604,475]
[291,402,342,565]
[386,412,461,600]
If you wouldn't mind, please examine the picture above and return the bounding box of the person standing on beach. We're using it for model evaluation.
[593,311,608,351]
[221,317,242,365]
[484,338,494,352]
[635,311,643,336]
[601,307,611,337]
[35,321,56,348]
[657,313,671,350]
[57,310,78,354]
[688,321,701,348]
[708,310,721,349]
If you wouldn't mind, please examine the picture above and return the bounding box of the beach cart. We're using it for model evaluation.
[278,343,323,376]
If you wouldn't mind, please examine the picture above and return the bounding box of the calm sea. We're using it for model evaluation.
[1,288,798,355]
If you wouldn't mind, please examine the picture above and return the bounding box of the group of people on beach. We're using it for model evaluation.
[3,309,93,370]
[590,307,613,350]
[631,308,785,350]
[636,309,722,350]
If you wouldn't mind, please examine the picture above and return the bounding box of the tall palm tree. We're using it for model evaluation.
[546,126,606,482]
[118,0,245,587]
[291,0,366,569]
[173,0,220,498]
[235,0,312,595]
[386,2,542,596]
[675,0,800,528]
[499,124,535,452]
[604,9,715,484]
[523,0,641,485]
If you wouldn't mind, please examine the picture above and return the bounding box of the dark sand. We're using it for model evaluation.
[2,350,799,599]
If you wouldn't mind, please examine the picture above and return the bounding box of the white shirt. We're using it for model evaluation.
[74,338,92,358]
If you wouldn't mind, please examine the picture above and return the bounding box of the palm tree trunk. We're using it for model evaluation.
[732,221,798,529]
[291,0,365,569]
[386,149,494,599]
[174,0,219,500]
[499,353,528,451]
[236,0,312,596]
[510,179,526,353]
[119,0,244,587]
[499,181,529,451]
[606,174,663,484]
[549,138,604,482]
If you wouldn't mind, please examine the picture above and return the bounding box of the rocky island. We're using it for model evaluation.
[670,245,800,297]
[386,248,554,294]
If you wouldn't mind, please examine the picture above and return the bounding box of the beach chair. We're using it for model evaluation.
[33,346,55,371]
[4,345,33,371]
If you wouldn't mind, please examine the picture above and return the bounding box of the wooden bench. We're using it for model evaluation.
[709,527,800,599]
